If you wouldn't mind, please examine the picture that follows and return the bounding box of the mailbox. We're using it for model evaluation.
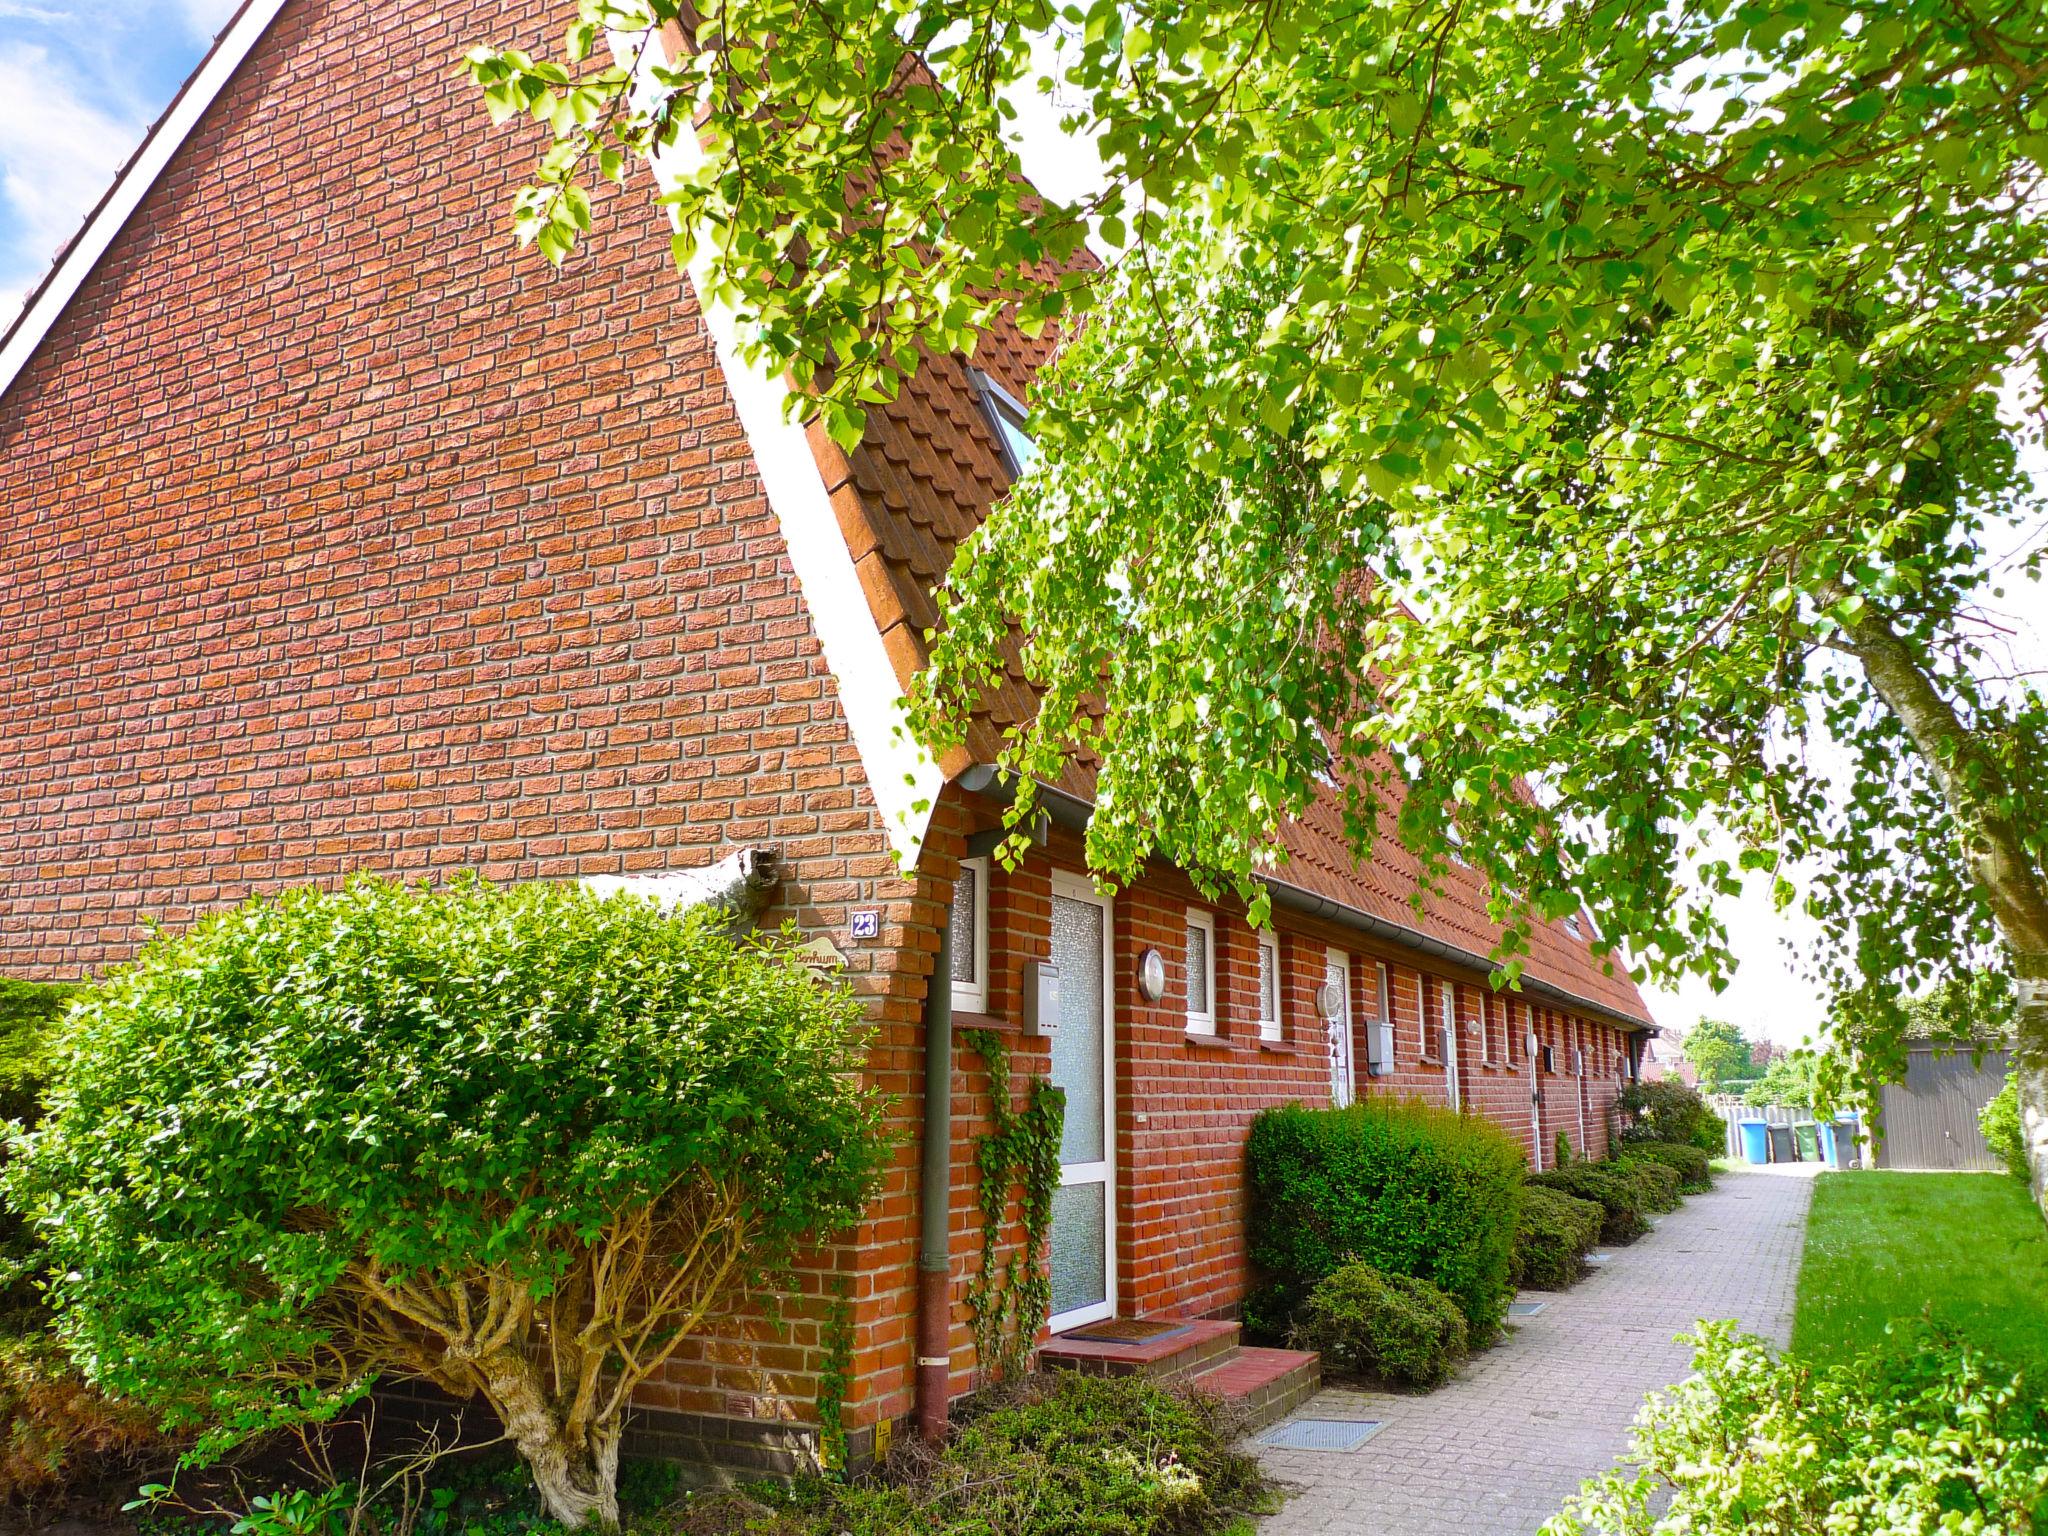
[1020,959,1062,1036]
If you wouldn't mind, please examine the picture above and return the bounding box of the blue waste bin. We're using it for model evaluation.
[1818,1121,1837,1167]
[1739,1119,1770,1165]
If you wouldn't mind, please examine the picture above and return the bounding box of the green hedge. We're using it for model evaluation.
[1247,1099,1525,1338]
[1614,1156,1684,1212]
[1622,1140,1714,1194]
[1982,1074,2026,1181]
[1616,1079,1724,1153]
[1528,1163,1650,1244]
[1512,1185,1604,1290]
[1291,1263,1469,1388]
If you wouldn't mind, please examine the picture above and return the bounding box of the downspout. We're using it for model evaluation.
[915,911,954,1443]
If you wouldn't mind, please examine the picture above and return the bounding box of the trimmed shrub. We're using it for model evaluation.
[1982,1073,2027,1182]
[1554,1132,1573,1169]
[1528,1164,1649,1245]
[1622,1140,1713,1194]
[1616,1079,1723,1153]
[1543,1322,2048,1534]
[4,876,890,1528]
[1511,1186,1604,1291]
[1612,1155,1683,1213]
[1246,1099,1525,1338]
[1291,1263,1469,1388]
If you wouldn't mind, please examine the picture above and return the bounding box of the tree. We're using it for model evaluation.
[1744,1053,1821,1109]
[465,2,2048,1195]
[2,877,889,1528]
[1681,1020,1752,1094]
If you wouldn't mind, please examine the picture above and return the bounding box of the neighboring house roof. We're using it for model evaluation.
[1,2,1654,1030]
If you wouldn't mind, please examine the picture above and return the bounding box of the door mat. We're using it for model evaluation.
[1258,1418,1384,1453]
[1059,1318,1193,1345]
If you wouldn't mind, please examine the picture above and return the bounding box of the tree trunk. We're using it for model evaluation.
[1844,608,2048,1209]
[468,1346,623,1529]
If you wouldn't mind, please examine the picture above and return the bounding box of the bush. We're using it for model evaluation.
[1982,1073,2028,1182]
[1528,1164,1649,1245]
[1554,1132,1573,1169]
[673,1372,1270,1536]
[1290,1263,1469,1388]
[0,978,80,1127]
[1615,1079,1723,1153]
[0,1330,164,1503]
[1621,1140,1713,1194]
[1246,1099,1525,1339]
[3,876,890,1529]
[1542,1322,2048,1534]
[1610,1155,1683,1212]
[1511,1186,1604,1291]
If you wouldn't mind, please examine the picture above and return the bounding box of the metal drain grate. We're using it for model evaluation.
[1508,1301,1547,1317]
[1258,1418,1385,1453]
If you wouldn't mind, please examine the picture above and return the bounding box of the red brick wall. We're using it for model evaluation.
[960,819,1642,1329]
[0,0,950,1465]
[0,0,1645,1462]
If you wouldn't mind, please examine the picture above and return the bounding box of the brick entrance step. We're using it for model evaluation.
[1040,1319,1321,1433]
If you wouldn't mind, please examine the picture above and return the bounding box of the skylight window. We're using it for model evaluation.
[970,369,1039,478]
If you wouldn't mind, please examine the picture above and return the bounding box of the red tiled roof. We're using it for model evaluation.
[806,284,1654,1028]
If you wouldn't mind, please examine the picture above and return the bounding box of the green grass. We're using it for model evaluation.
[1793,1170,2048,1380]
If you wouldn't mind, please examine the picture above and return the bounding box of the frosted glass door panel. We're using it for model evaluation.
[1048,1182,1108,1318]
[1048,886,1114,1329]
[1050,895,1106,1164]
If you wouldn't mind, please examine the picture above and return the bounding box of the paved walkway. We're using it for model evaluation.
[1258,1165,1818,1536]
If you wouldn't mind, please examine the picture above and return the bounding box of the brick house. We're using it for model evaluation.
[0,0,1656,1476]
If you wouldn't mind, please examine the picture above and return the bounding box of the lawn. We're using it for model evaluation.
[1792,1170,2048,1380]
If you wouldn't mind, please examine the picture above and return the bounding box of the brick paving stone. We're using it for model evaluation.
[1257,1164,1817,1536]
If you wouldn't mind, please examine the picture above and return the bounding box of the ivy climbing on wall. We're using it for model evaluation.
[961,1028,1065,1384]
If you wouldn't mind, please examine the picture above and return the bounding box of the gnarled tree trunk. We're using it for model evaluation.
[472,1346,623,1529]
[1845,608,2048,1208]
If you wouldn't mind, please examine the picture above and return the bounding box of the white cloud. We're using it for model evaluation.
[171,0,238,39]
[0,41,146,300]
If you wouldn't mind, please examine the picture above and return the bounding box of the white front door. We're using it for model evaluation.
[1048,875,1116,1331]
[1325,948,1355,1108]
[1441,981,1462,1111]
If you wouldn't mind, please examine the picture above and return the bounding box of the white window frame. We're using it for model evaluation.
[970,368,1038,478]
[950,856,990,1014]
[1184,908,1218,1036]
[1256,930,1283,1042]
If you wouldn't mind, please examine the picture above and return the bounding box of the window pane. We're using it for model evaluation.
[1258,941,1278,1022]
[1186,922,1209,1014]
[948,865,978,984]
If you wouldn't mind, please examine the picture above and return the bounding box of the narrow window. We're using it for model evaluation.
[1185,909,1217,1035]
[971,368,1039,477]
[1256,931,1282,1043]
[949,856,989,1013]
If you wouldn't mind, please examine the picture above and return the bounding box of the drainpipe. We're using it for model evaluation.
[915,912,954,1443]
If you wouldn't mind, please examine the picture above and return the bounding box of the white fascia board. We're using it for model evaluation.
[610,28,944,870]
[0,0,292,403]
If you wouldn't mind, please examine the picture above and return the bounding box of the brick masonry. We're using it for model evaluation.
[0,0,1654,1473]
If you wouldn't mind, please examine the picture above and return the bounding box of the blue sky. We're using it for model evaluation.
[0,0,235,316]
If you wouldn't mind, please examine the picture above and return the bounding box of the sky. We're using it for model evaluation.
[2,8,2042,1051]
[0,0,233,317]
